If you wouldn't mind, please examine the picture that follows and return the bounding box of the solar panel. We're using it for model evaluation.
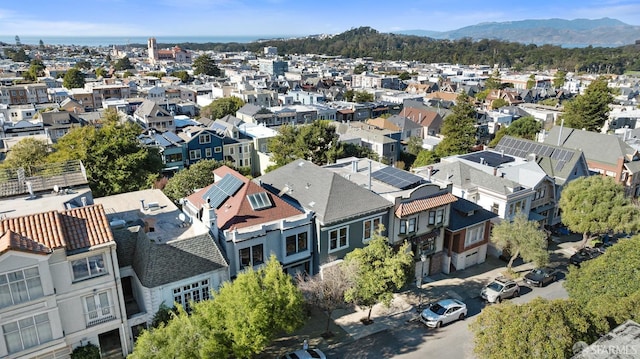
[247,192,273,210]
[555,161,565,171]
[371,166,423,190]
[203,174,245,209]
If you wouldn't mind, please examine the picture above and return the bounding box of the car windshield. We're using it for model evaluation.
[430,303,447,315]
[530,269,544,276]
[487,282,504,292]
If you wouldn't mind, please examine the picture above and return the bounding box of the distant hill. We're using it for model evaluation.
[394,18,640,47]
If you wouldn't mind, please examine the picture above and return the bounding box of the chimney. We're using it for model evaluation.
[480,157,485,165]
[81,197,87,206]
[427,166,433,181]
[493,167,498,176]
[202,203,219,240]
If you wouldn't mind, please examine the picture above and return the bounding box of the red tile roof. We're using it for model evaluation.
[0,204,114,254]
[0,230,52,256]
[395,193,458,217]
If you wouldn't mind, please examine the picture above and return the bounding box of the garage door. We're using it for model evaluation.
[465,251,479,268]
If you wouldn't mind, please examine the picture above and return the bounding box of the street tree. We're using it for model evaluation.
[489,116,541,147]
[561,77,613,132]
[163,159,233,203]
[553,71,566,88]
[0,137,49,175]
[63,68,85,89]
[471,298,606,359]
[297,259,357,336]
[436,93,477,157]
[193,54,221,77]
[565,235,640,328]
[343,226,413,323]
[490,212,549,269]
[559,175,640,248]
[199,96,244,120]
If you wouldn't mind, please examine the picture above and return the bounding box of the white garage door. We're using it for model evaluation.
[465,250,479,268]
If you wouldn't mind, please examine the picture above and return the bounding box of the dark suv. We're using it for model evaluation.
[569,247,602,267]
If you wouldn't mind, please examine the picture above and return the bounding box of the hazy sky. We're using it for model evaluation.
[1,0,639,37]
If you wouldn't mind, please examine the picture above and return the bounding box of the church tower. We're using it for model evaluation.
[147,37,158,64]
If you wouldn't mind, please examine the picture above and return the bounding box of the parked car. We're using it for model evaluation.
[481,277,520,303]
[419,298,467,328]
[524,267,559,287]
[569,247,602,267]
[280,348,326,359]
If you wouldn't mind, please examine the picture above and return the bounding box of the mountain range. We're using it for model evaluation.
[393,18,640,48]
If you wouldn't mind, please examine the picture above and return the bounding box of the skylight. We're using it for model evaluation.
[247,192,273,210]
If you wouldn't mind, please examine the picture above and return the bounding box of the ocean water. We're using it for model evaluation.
[0,35,294,47]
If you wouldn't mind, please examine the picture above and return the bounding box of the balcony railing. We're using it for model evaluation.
[85,305,116,327]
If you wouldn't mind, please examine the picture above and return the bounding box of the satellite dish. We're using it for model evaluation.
[178,213,187,223]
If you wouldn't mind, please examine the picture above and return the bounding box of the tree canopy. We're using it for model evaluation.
[490,212,549,269]
[63,68,85,89]
[564,235,640,329]
[343,226,414,322]
[267,120,341,170]
[193,54,221,77]
[471,298,606,359]
[436,93,478,157]
[113,57,133,71]
[163,159,232,203]
[0,137,49,175]
[559,175,640,247]
[23,59,45,82]
[199,96,244,120]
[484,70,502,90]
[553,71,566,88]
[130,256,305,359]
[489,116,542,147]
[354,91,374,103]
[561,77,613,132]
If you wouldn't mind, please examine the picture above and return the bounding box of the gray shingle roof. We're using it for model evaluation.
[131,232,228,288]
[258,159,393,224]
[447,198,498,231]
[545,126,636,166]
[430,161,523,195]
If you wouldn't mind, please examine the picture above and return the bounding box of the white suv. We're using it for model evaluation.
[480,277,520,303]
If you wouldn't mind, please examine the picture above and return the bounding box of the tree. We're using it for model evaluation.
[339,142,379,162]
[63,68,85,89]
[70,342,100,359]
[0,138,50,175]
[561,77,613,132]
[343,226,413,323]
[113,56,133,70]
[23,59,45,82]
[344,89,355,102]
[490,212,549,269]
[553,71,566,88]
[267,121,341,170]
[95,67,107,78]
[122,70,133,78]
[38,39,44,49]
[526,74,536,89]
[199,96,244,120]
[353,63,367,74]
[163,159,230,203]
[436,93,477,157]
[354,91,374,103]
[559,176,640,248]
[489,116,541,147]
[74,60,91,70]
[173,70,191,83]
[297,260,356,336]
[406,136,423,156]
[491,98,509,109]
[398,71,411,80]
[412,149,439,168]
[193,54,221,77]
[471,298,606,359]
[484,70,501,90]
[132,256,304,358]
[49,125,96,163]
[565,236,640,329]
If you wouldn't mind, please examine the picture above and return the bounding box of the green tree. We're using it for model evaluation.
[199,96,244,120]
[538,98,558,107]
[406,136,423,156]
[526,74,536,89]
[565,236,640,329]
[49,126,96,163]
[70,342,100,359]
[436,93,477,157]
[122,70,133,78]
[490,212,549,269]
[553,71,566,88]
[353,63,367,74]
[163,159,230,203]
[74,60,92,70]
[193,54,221,76]
[412,149,439,168]
[489,116,541,147]
[398,71,411,80]
[132,256,304,359]
[173,70,191,83]
[38,39,44,49]
[475,89,490,101]
[471,298,606,359]
[491,98,509,109]
[343,226,413,322]
[559,175,640,248]
[23,59,45,82]
[0,137,49,175]
[113,56,133,70]
[63,68,85,89]
[354,91,374,103]
[95,67,107,78]
[338,142,379,161]
[485,70,501,90]
[561,77,613,132]
[344,89,355,102]
[267,121,341,169]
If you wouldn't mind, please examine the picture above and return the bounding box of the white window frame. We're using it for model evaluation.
[435,209,444,225]
[0,267,44,308]
[205,147,212,157]
[363,217,381,242]
[173,279,210,311]
[328,226,349,253]
[199,133,211,144]
[214,146,222,153]
[71,254,106,282]
[464,223,486,247]
[2,313,53,354]
[189,149,202,160]
[84,291,114,326]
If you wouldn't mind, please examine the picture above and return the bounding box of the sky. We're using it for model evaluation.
[1,0,640,38]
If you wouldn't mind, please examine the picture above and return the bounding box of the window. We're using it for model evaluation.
[3,313,53,354]
[465,224,485,247]
[71,254,106,281]
[286,232,308,256]
[329,227,348,251]
[173,280,210,311]
[189,149,202,160]
[491,203,500,214]
[229,147,234,155]
[419,237,436,256]
[239,244,264,269]
[214,146,222,153]
[435,209,444,225]
[0,267,44,308]
[408,218,417,233]
[363,217,381,242]
[428,211,436,225]
[199,134,211,144]
[400,220,407,234]
[205,148,212,157]
[165,153,182,163]
[85,292,114,326]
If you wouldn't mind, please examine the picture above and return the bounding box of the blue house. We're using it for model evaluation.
[138,129,186,173]
[178,126,226,166]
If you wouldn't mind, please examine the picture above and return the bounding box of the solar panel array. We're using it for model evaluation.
[247,192,273,210]
[203,174,244,208]
[496,137,575,170]
[371,166,424,190]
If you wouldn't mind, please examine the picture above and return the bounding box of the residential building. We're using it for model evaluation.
[259,59,288,77]
[333,121,400,164]
[0,84,49,105]
[133,100,175,132]
[138,129,186,173]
